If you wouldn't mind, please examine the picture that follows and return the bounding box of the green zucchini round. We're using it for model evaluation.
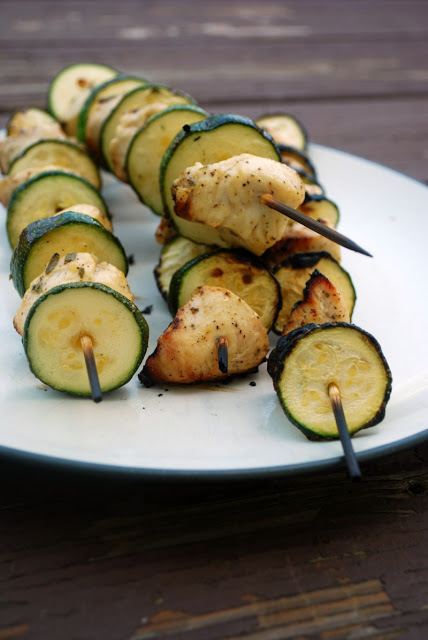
[8,139,101,190]
[268,322,392,440]
[168,248,281,331]
[100,83,197,172]
[23,281,149,397]
[6,170,110,249]
[11,211,128,297]
[255,113,308,151]
[127,104,209,214]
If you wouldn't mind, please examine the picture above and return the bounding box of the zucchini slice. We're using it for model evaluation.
[7,108,58,137]
[154,235,213,300]
[279,145,316,179]
[23,282,149,396]
[6,171,110,249]
[273,252,356,334]
[255,113,308,150]
[268,323,392,439]
[139,285,269,386]
[8,140,101,189]
[299,193,340,228]
[11,211,128,297]
[160,114,281,245]
[127,105,209,214]
[100,83,197,172]
[77,75,147,153]
[168,249,281,331]
[48,62,118,135]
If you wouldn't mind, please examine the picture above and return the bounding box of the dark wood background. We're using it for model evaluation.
[1,2,428,639]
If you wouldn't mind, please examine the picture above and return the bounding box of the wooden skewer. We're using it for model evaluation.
[80,335,103,403]
[261,194,373,257]
[217,336,229,374]
[328,382,361,481]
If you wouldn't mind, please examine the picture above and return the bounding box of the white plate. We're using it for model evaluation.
[1,144,427,476]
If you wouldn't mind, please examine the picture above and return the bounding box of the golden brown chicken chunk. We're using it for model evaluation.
[171,153,305,256]
[139,285,269,385]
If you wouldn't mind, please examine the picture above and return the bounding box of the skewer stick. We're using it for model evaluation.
[328,382,361,481]
[80,335,102,403]
[217,336,229,374]
[261,194,372,257]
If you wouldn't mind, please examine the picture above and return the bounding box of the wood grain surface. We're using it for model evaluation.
[1,2,428,639]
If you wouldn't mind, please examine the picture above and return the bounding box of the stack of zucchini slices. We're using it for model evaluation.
[2,63,151,398]
[1,61,392,445]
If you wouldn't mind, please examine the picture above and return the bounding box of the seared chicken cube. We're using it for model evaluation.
[282,270,350,335]
[139,285,269,385]
[171,153,305,256]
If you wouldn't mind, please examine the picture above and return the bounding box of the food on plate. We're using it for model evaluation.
[127,104,209,213]
[0,122,67,174]
[168,248,281,331]
[139,285,269,386]
[77,74,146,154]
[13,252,133,335]
[6,107,58,137]
[254,113,308,150]
[154,235,213,300]
[278,144,317,179]
[272,251,356,333]
[6,171,111,248]
[11,210,128,297]
[171,152,305,255]
[100,83,196,174]
[47,62,118,136]
[160,113,281,245]
[280,270,350,334]
[268,322,392,440]
[7,139,101,189]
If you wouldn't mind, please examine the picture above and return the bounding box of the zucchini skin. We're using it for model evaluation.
[268,322,393,440]
[10,211,128,297]
[160,113,281,217]
[167,248,282,331]
[22,281,149,397]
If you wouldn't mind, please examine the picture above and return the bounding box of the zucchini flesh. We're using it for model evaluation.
[160,114,280,245]
[6,171,109,249]
[299,194,340,228]
[11,212,128,297]
[8,140,101,189]
[273,252,355,333]
[127,105,208,215]
[23,283,149,396]
[269,323,392,439]
[255,114,308,150]
[101,84,196,172]
[48,63,118,134]
[79,75,146,154]
[278,144,316,178]
[154,235,213,300]
[168,249,281,331]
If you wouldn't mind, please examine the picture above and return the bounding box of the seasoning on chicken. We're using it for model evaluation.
[13,252,133,335]
[139,285,269,385]
[171,153,305,256]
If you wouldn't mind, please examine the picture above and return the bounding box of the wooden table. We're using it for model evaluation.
[1,2,428,638]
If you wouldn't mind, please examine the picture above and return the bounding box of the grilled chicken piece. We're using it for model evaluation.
[172,153,305,256]
[139,285,269,385]
[262,219,341,268]
[282,270,350,335]
[14,252,133,335]
[109,102,170,181]
[0,125,67,174]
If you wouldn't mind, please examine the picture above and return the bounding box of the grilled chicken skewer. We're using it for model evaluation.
[172,154,371,257]
[80,335,103,403]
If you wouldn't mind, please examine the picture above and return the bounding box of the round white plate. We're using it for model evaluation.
[1,144,427,476]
